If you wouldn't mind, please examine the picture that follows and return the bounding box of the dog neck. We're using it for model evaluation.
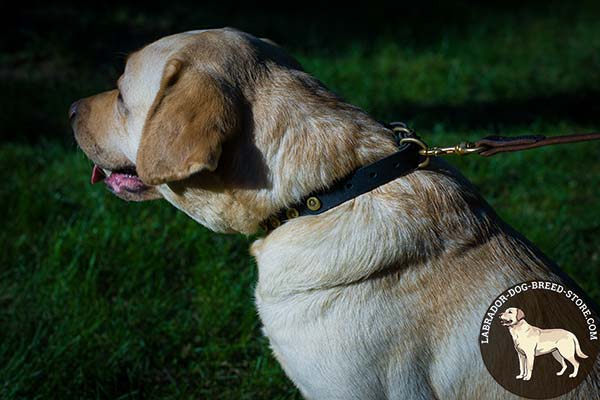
[249,68,401,218]
[246,68,519,299]
[258,124,423,232]
[250,159,498,298]
[508,319,530,334]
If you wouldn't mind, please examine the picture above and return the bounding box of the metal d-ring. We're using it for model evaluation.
[399,137,431,168]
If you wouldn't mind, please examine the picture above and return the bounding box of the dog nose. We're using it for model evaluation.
[68,100,81,120]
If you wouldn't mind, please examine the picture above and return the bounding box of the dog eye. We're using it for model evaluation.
[116,91,128,115]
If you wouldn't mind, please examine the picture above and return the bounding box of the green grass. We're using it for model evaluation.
[2,3,600,399]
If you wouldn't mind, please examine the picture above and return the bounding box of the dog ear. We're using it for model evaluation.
[136,58,241,185]
[516,308,525,321]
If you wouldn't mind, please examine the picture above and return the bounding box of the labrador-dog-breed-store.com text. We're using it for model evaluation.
[70,28,600,399]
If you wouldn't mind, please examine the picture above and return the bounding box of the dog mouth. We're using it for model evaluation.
[499,317,513,326]
[91,164,149,194]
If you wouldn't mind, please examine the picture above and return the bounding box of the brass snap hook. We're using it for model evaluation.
[422,142,485,156]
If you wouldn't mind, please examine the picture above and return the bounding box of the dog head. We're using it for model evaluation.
[71,28,396,234]
[499,307,525,326]
[71,29,297,232]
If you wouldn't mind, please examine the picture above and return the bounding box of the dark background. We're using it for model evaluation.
[2,2,600,399]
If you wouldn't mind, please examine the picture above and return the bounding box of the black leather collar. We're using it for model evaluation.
[260,122,425,232]
[259,122,426,232]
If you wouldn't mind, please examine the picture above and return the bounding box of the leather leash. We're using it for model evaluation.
[414,130,600,159]
[259,122,600,232]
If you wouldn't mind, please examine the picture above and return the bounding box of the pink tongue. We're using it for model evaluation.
[91,165,106,184]
[104,172,147,194]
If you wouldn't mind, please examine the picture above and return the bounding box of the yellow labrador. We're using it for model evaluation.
[70,28,600,399]
[500,307,589,380]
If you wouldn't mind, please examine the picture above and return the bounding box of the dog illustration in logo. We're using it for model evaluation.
[499,307,588,381]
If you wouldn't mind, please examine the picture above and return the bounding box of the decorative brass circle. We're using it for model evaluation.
[306,197,322,211]
[268,216,281,228]
[286,208,300,219]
